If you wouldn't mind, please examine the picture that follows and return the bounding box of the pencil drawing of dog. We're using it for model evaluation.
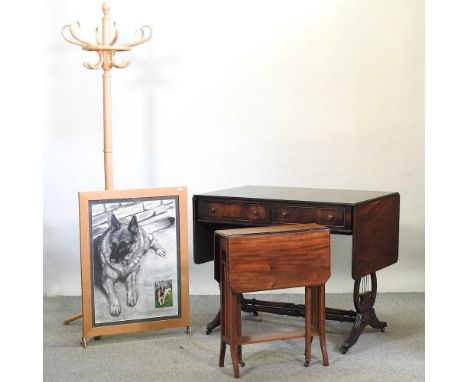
[94,213,166,316]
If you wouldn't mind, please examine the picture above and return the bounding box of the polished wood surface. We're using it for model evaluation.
[199,200,269,223]
[220,226,330,293]
[194,185,400,353]
[352,194,400,279]
[218,225,330,378]
[216,223,327,237]
[193,186,399,279]
[198,185,397,205]
[272,205,345,227]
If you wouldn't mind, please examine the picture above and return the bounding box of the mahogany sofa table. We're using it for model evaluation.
[192,185,400,353]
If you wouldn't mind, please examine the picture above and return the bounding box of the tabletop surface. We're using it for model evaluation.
[195,185,397,205]
[215,223,328,238]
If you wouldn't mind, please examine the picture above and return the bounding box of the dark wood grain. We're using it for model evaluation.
[272,205,345,227]
[198,185,396,205]
[199,200,269,223]
[195,186,400,352]
[352,194,400,279]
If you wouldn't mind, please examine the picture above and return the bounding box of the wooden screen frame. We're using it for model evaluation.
[79,187,190,338]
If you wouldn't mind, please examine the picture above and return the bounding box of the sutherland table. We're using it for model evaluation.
[193,185,400,353]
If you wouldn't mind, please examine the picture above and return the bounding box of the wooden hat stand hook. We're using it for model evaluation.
[61,2,152,335]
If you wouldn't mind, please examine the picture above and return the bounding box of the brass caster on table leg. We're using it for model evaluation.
[81,337,88,350]
[239,361,245,367]
[304,360,310,367]
[185,326,193,337]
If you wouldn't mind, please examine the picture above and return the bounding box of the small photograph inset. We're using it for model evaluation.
[155,280,173,308]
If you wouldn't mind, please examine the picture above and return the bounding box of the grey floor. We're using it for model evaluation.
[44,293,424,382]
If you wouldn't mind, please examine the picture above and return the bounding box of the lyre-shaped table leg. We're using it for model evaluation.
[340,273,387,354]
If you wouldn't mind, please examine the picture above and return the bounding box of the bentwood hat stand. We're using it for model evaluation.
[61,3,153,345]
[216,224,330,378]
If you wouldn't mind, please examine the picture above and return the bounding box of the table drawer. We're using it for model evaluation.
[199,200,269,223]
[273,205,345,227]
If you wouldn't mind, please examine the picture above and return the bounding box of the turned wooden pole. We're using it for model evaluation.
[102,3,113,190]
[103,71,113,190]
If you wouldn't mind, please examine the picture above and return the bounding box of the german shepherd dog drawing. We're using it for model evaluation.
[94,213,166,317]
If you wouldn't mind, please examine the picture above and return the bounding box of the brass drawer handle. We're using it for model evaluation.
[281,211,288,218]
[327,214,333,221]
[210,207,216,213]
[253,209,259,216]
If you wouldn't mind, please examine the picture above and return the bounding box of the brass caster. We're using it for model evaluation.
[381,327,386,332]
[239,361,245,367]
[81,337,88,350]
[185,326,193,337]
[304,360,310,367]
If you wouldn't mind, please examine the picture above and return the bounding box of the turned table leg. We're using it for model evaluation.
[206,272,388,355]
